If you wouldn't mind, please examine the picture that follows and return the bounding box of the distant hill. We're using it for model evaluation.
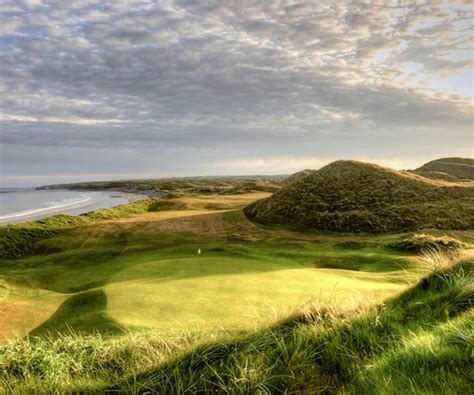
[411,157,474,181]
[244,160,474,233]
[37,175,285,196]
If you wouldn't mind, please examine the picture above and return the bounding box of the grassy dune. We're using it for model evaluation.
[411,157,474,181]
[0,191,472,392]
[245,160,474,233]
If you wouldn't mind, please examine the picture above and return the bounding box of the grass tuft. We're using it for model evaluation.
[420,247,461,272]
[391,233,464,253]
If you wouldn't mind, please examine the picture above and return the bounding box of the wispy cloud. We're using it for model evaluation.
[0,0,472,183]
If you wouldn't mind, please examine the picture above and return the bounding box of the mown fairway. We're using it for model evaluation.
[0,192,424,340]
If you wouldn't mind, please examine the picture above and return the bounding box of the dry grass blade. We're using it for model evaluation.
[420,247,461,272]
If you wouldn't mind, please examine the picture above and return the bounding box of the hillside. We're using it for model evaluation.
[244,160,474,233]
[282,169,313,185]
[0,191,413,338]
[411,157,474,181]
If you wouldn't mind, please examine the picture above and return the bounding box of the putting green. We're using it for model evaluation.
[105,256,406,331]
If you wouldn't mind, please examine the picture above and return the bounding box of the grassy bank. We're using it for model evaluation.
[37,175,284,196]
[1,255,471,393]
[0,197,179,260]
[245,160,474,233]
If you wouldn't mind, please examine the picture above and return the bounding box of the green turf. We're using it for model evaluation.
[0,193,471,393]
[1,226,418,338]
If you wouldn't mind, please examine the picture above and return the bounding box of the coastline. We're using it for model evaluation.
[0,190,150,226]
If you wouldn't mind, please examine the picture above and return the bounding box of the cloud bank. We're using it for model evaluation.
[0,0,472,185]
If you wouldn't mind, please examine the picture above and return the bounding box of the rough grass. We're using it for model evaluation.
[1,259,471,393]
[411,157,474,181]
[390,233,464,253]
[245,160,474,233]
[0,198,181,259]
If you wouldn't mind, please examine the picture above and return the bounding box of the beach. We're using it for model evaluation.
[0,189,148,226]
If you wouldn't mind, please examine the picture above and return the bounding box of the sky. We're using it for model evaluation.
[0,0,473,187]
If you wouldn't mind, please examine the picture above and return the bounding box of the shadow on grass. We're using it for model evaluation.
[312,255,406,272]
[1,237,312,295]
[2,234,413,299]
[1,212,414,299]
[29,289,125,337]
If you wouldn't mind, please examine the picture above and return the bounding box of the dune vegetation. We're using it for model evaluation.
[245,160,474,233]
[390,233,465,253]
[1,166,473,393]
[411,157,474,181]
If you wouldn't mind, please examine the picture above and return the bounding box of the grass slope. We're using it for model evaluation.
[411,157,474,181]
[111,258,473,394]
[245,160,474,233]
[1,255,471,393]
[282,169,313,185]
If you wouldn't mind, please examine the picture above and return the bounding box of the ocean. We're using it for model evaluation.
[0,188,131,225]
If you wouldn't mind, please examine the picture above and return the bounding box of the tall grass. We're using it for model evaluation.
[0,330,201,393]
[245,160,474,233]
[420,247,461,272]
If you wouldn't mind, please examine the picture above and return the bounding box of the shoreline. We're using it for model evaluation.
[0,190,150,226]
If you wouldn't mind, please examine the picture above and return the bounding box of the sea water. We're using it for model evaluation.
[0,188,131,225]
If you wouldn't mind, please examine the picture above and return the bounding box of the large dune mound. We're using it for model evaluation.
[244,160,474,233]
[411,157,474,181]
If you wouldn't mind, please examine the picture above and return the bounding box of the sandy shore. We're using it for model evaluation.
[0,190,149,226]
